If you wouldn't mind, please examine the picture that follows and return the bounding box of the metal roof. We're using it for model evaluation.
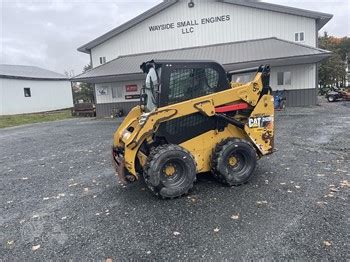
[77,0,332,53]
[73,37,331,83]
[0,64,68,80]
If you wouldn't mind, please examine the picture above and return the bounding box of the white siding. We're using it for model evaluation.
[91,0,316,67]
[0,78,73,115]
[95,80,144,104]
[270,64,316,91]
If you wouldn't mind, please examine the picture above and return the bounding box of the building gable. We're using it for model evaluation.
[82,0,332,68]
[78,0,332,53]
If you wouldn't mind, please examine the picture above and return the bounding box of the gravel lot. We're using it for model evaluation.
[1,99,349,260]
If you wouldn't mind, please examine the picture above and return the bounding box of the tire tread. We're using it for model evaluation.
[211,138,256,186]
[143,144,196,199]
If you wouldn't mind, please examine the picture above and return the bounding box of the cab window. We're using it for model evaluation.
[168,67,220,105]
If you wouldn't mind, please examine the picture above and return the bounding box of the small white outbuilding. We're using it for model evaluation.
[0,65,73,115]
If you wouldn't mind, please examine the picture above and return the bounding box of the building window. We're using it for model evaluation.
[277,72,292,86]
[112,87,122,98]
[99,57,106,65]
[232,72,255,83]
[295,32,305,42]
[24,88,31,97]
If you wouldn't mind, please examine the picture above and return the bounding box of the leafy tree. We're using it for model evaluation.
[73,64,95,103]
[319,53,346,87]
[338,37,350,63]
[318,32,348,88]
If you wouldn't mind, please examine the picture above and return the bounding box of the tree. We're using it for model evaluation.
[319,53,346,87]
[318,32,348,88]
[72,64,95,103]
[64,69,75,78]
[338,37,350,63]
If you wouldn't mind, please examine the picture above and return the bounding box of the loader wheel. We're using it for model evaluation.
[143,144,196,199]
[212,139,257,186]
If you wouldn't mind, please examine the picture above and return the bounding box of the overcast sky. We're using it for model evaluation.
[1,0,349,75]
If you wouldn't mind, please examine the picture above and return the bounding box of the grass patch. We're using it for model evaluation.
[0,109,73,128]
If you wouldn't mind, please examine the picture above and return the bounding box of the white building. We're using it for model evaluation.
[74,0,332,117]
[0,65,73,115]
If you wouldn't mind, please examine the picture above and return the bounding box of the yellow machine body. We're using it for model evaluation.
[113,70,274,179]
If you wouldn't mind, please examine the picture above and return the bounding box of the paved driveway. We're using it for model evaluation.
[1,101,349,260]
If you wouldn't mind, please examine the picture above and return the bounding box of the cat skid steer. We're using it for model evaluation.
[112,60,275,199]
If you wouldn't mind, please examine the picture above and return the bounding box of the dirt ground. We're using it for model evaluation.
[0,98,349,260]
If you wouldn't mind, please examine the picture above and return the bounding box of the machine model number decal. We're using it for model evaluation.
[248,116,274,128]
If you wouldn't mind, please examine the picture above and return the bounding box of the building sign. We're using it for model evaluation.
[96,86,108,96]
[148,15,231,35]
[125,84,138,92]
[125,95,141,100]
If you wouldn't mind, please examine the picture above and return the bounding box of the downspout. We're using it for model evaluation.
[70,80,76,117]
[89,50,94,69]
[315,19,319,104]
[88,50,97,105]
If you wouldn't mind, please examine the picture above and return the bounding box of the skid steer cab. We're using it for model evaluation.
[112,60,275,199]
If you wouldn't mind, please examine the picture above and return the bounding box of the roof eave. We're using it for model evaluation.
[223,52,332,72]
[77,46,90,54]
[317,16,333,31]
[77,0,178,53]
[0,75,69,81]
[72,72,145,84]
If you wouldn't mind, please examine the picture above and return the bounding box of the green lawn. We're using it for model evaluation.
[0,110,73,128]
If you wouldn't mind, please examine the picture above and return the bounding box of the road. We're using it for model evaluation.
[1,100,349,260]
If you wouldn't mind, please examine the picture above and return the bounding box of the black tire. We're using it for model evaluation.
[212,138,257,186]
[280,100,286,110]
[327,95,335,102]
[143,144,196,199]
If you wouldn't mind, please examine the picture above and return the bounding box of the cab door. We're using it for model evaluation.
[156,62,229,144]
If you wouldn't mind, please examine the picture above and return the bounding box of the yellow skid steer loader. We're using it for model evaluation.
[112,60,275,199]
